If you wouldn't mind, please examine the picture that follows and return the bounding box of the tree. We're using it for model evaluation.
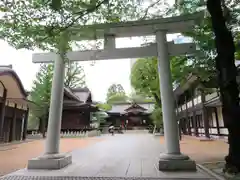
[107,93,129,104]
[64,62,86,89]
[106,83,126,99]
[206,0,240,175]
[130,56,192,106]
[174,0,240,174]
[131,57,160,105]
[30,62,86,136]
[96,103,112,111]
[129,91,155,103]
[29,64,53,137]
[150,107,163,129]
[106,83,128,103]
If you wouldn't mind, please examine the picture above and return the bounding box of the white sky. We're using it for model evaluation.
[0,33,180,102]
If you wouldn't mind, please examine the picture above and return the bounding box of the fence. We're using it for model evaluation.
[60,130,101,138]
[27,130,101,139]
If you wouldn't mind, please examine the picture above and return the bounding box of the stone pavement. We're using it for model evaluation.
[0,137,103,176]
[167,135,228,163]
[1,134,218,180]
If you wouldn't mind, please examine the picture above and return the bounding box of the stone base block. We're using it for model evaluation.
[158,153,196,171]
[27,153,72,170]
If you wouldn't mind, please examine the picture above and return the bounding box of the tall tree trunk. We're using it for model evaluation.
[207,0,240,173]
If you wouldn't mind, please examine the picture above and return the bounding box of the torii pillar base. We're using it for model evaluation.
[158,153,196,171]
[27,153,72,170]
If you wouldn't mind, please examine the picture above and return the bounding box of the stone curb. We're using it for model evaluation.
[197,164,225,180]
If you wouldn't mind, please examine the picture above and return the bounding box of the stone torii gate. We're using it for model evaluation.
[28,12,202,171]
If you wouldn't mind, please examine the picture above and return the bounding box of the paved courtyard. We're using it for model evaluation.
[0,133,227,179]
[0,137,103,176]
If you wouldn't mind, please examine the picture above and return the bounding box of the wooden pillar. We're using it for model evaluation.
[9,104,17,142]
[22,108,29,140]
[0,88,7,142]
[200,91,210,138]
[185,96,191,135]
[191,90,198,137]
[214,107,221,136]
[175,98,182,140]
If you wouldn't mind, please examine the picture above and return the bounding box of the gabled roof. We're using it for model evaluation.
[64,88,82,102]
[124,103,147,112]
[63,87,92,103]
[0,66,28,98]
[109,101,154,105]
[107,102,154,114]
[0,65,35,109]
[71,87,91,103]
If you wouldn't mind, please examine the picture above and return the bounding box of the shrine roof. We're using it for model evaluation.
[0,65,28,99]
[0,65,35,109]
[63,87,92,103]
[124,103,147,112]
[71,87,91,103]
[107,102,154,114]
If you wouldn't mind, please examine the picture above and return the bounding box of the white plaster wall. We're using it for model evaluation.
[205,92,218,102]
[209,128,218,134]
[140,103,154,112]
[217,107,224,127]
[191,128,195,133]
[110,104,130,113]
[211,112,217,127]
[220,128,228,135]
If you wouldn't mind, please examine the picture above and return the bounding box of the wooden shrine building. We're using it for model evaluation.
[0,65,33,143]
[106,102,154,129]
[61,87,99,132]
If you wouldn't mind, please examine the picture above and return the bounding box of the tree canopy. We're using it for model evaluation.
[106,83,128,103]
[0,0,171,51]
[130,57,159,101]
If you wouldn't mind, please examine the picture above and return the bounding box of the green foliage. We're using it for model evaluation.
[29,64,53,126]
[0,0,170,51]
[130,57,160,101]
[107,93,128,104]
[174,0,240,81]
[92,111,108,123]
[106,83,126,98]
[106,83,128,103]
[150,107,163,128]
[96,103,112,111]
[129,91,155,103]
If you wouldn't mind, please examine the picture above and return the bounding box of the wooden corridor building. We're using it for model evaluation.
[174,74,227,139]
[0,65,32,143]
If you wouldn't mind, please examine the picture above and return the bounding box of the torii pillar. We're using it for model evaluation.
[28,43,72,170]
[156,30,196,171]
